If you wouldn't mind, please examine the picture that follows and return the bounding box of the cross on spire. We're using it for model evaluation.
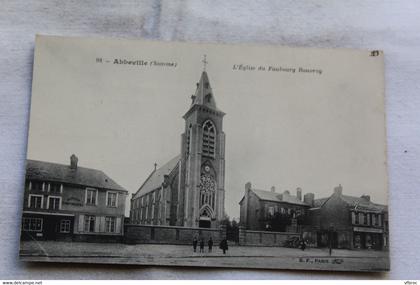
[202,54,208,71]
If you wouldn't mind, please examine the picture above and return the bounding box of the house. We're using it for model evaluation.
[21,154,128,242]
[303,184,389,250]
[239,182,312,232]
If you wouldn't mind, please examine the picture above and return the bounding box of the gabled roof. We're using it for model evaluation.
[135,155,180,197]
[251,189,309,206]
[313,198,329,208]
[313,193,387,212]
[26,159,127,192]
[341,195,387,212]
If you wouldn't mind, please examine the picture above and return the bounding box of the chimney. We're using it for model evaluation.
[334,184,343,196]
[270,186,276,193]
[154,163,157,171]
[304,193,315,207]
[70,154,78,170]
[191,95,196,104]
[361,194,371,202]
[296,187,302,201]
[245,182,252,192]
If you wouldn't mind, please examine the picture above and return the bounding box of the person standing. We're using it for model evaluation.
[208,237,213,253]
[299,238,306,251]
[219,238,228,254]
[193,236,198,252]
[199,238,205,253]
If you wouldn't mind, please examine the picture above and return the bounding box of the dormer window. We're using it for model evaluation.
[202,120,216,157]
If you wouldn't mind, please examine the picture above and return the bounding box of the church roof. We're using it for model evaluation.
[26,159,127,192]
[135,155,180,197]
[251,189,309,206]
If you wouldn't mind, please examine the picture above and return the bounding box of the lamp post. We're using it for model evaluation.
[329,224,334,256]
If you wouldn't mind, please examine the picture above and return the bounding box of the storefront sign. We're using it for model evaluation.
[353,227,383,233]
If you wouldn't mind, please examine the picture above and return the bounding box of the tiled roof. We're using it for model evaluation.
[313,198,329,208]
[135,155,180,197]
[26,159,127,192]
[313,194,387,212]
[252,189,309,206]
[341,195,387,212]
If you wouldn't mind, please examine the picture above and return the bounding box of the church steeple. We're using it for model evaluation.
[179,61,226,228]
[191,71,217,109]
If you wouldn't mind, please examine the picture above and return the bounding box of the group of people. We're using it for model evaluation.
[193,236,229,254]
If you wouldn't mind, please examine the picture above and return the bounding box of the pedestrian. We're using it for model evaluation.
[208,237,213,253]
[193,236,198,252]
[199,238,205,253]
[219,238,228,254]
[299,238,306,251]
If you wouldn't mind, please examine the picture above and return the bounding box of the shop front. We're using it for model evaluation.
[353,226,383,250]
[21,211,75,241]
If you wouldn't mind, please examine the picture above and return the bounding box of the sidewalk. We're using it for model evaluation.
[20,241,389,272]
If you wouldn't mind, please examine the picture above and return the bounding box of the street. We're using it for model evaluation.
[20,241,389,272]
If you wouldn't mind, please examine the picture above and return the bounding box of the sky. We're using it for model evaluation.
[27,36,388,219]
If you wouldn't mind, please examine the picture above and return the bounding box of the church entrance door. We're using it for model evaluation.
[199,219,211,228]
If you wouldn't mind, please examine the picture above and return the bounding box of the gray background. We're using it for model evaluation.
[0,0,419,280]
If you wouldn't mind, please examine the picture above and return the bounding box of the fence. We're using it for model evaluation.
[124,224,226,245]
[238,226,300,247]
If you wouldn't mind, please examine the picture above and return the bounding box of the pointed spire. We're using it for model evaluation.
[191,70,217,109]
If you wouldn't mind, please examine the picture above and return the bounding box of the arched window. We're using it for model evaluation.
[202,120,216,157]
[205,93,212,103]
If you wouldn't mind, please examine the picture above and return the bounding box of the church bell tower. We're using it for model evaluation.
[179,59,226,228]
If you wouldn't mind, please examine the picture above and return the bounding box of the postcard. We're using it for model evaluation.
[20,35,388,271]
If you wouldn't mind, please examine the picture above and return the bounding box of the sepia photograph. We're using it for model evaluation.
[19,35,389,272]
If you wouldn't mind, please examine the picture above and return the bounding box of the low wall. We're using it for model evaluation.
[238,227,300,247]
[124,224,226,245]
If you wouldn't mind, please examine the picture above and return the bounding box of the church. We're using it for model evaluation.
[129,66,226,229]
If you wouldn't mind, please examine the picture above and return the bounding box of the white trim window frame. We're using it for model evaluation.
[59,219,71,233]
[30,181,44,192]
[28,194,44,209]
[105,216,116,233]
[85,188,98,206]
[84,215,96,232]
[48,182,63,194]
[22,217,43,232]
[47,195,62,210]
[106,191,118,208]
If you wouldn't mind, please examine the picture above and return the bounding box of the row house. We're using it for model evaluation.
[21,154,128,242]
[304,184,388,250]
[239,182,312,232]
